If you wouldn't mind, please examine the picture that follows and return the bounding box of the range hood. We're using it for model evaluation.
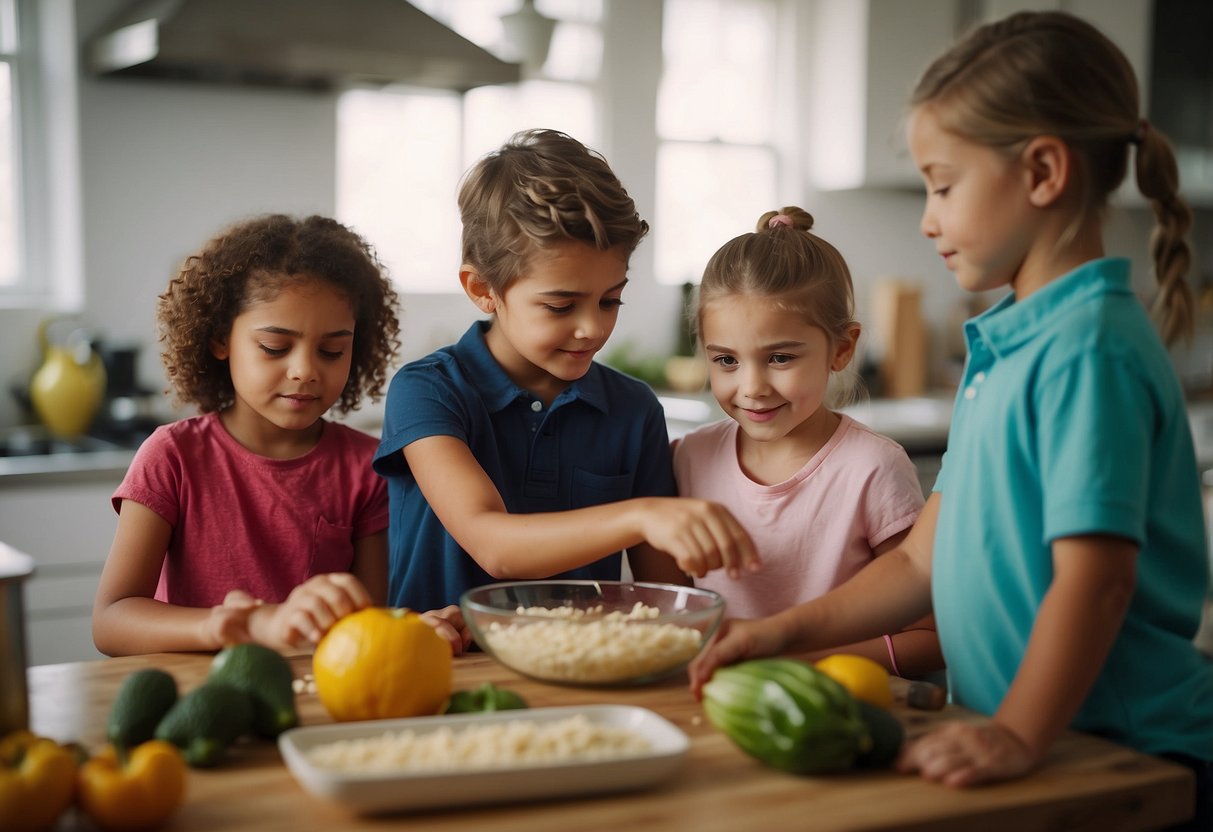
[87,0,521,92]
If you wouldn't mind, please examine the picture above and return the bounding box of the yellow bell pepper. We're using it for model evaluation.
[0,729,79,832]
[78,740,187,831]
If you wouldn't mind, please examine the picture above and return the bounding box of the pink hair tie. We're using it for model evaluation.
[768,213,794,229]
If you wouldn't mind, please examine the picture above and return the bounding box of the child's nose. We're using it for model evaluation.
[739,366,770,398]
[288,352,318,382]
[919,205,939,238]
[573,312,604,342]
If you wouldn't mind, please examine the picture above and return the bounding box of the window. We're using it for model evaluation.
[336,0,603,293]
[0,0,82,307]
[0,0,20,288]
[654,0,780,286]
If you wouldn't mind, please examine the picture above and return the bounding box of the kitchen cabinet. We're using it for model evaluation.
[0,471,120,665]
[803,0,957,191]
[802,0,1153,193]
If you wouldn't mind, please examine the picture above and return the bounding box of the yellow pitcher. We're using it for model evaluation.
[29,319,107,438]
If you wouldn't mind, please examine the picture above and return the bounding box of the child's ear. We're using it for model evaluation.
[831,323,862,371]
[1021,135,1071,208]
[210,339,229,360]
[460,265,498,314]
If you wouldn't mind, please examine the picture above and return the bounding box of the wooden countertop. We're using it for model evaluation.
[29,652,1194,831]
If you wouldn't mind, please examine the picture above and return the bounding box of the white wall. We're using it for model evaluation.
[1,0,1197,430]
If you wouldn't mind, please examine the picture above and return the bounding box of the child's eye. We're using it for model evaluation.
[543,304,573,314]
[259,344,288,357]
[769,353,795,365]
[932,186,950,197]
[319,349,345,360]
[601,298,624,310]
[711,355,738,368]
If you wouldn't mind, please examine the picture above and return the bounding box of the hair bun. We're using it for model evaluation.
[758,207,814,233]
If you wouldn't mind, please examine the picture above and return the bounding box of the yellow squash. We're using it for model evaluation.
[77,740,187,831]
[0,729,78,832]
[312,607,452,721]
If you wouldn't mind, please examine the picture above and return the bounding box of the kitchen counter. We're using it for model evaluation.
[29,651,1194,831]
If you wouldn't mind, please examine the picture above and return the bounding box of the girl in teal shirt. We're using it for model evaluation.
[690,11,1211,826]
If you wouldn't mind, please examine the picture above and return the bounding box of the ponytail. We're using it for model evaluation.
[1134,123,1194,345]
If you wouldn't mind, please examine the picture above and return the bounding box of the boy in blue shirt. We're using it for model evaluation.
[374,130,759,612]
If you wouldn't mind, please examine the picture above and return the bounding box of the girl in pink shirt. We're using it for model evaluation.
[95,214,468,656]
[674,207,942,677]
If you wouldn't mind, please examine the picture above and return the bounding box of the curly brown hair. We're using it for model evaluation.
[457,129,649,292]
[157,214,401,414]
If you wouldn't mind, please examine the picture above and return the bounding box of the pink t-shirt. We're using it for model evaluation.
[112,412,388,607]
[673,415,924,619]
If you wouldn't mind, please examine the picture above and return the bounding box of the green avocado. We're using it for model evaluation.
[208,643,298,738]
[154,682,254,767]
[107,668,179,751]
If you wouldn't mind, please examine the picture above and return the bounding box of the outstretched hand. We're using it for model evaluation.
[896,720,1039,787]
[250,573,374,650]
[687,616,789,698]
[641,498,760,579]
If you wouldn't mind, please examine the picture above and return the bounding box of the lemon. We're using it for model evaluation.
[813,654,893,708]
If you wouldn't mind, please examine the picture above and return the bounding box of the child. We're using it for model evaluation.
[674,207,941,678]
[94,214,469,656]
[690,11,1212,821]
[373,129,758,611]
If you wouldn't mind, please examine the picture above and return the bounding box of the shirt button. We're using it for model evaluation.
[964,387,977,400]
[530,400,542,412]
[973,371,986,384]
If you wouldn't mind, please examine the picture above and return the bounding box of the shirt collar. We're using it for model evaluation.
[451,320,609,414]
[964,257,1133,358]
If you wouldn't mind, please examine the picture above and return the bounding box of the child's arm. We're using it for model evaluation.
[898,534,1136,787]
[95,501,378,655]
[688,493,940,695]
[93,500,238,655]
[799,531,943,677]
[403,435,758,579]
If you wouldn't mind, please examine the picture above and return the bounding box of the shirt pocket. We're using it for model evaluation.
[570,468,634,509]
[310,517,355,575]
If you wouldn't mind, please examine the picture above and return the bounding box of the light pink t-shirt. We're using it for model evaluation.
[673,415,924,619]
[112,412,388,607]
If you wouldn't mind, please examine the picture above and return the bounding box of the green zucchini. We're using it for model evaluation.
[702,658,871,774]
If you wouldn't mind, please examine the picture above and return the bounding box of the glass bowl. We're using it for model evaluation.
[460,581,725,687]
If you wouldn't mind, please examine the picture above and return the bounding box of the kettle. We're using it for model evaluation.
[29,318,107,438]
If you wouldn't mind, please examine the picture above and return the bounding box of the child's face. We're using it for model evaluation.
[908,106,1036,295]
[481,242,628,396]
[210,279,355,445]
[701,294,850,445]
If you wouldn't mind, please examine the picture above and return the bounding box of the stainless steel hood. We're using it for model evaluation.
[87,0,521,92]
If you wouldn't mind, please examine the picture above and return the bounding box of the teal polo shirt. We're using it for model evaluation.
[373,321,678,612]
[933,257,1213,759]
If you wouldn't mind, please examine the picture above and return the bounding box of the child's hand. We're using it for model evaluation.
[256,573,373,649]
[420,605,475,656]
[687,616,787,698]
[896,720,1038,787]
[641,498,760,579]
[204,589,262,648]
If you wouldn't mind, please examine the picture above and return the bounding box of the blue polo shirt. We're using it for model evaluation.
[933,257,1213,759]
[373,321,678,611]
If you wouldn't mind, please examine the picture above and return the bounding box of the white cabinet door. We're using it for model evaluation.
[0,476,119,665]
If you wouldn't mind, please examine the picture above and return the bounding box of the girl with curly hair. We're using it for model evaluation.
[95,214,467,655]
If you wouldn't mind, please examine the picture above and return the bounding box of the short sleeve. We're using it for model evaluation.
[373,363,467,476]
[111,427,183,524]
[630,395,678,499]
[864,445,926,547]
[1036,351,1151,545]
